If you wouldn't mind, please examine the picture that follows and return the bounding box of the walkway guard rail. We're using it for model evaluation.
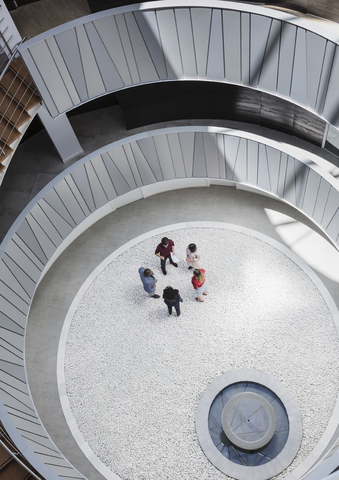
[0,0,22,70]
[0,126,339,480]
[16,0,339,155]
[0,421,44,480]
[0,37,24,73]
[0,44,40,155]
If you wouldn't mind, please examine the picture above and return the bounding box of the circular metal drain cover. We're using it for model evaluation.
[196,370,302,480]
[221,392,277,450]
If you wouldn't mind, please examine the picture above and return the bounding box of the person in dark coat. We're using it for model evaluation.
[163,286,183,316]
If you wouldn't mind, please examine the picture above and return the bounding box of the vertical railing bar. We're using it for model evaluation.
[0,39,40,158]
[0,71,31,145]
[1,72,37,144]
[0,27,12,57]
[0,423,44,480]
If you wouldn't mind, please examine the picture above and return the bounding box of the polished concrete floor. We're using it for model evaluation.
[11,0,90,39]
[1,103,339,244]
[0,106,126,241]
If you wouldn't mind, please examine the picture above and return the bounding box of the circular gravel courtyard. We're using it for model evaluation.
[63,224,339,480]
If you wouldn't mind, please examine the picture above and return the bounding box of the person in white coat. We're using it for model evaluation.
[186,243,202,270]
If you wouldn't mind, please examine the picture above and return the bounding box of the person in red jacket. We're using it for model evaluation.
[191,268,208,302]
[155,237,178,275]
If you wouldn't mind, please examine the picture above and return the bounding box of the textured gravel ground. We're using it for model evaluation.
[64,227,339,480]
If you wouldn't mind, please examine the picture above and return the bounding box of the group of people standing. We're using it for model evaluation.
[138,237,209,316]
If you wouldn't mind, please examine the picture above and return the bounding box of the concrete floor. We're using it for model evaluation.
[1,103,339,244]
[0,106,127,241]
[11,0,90,39]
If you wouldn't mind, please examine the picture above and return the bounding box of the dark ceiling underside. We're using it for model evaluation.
[115,81,326,147]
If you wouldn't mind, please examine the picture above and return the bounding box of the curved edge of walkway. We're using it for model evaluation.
[57,221,339,480]
[1,125,339,480]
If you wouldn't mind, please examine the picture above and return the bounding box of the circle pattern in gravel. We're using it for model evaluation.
[64,227,339,480]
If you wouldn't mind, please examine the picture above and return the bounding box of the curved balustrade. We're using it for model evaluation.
[16,0,339,133]
[0,126,339,480]
[86,0,339,25]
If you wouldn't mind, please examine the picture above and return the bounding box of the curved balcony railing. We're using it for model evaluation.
[1,126,339,480]
[16,0,339,134]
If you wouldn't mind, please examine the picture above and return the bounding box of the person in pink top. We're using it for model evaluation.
[186,243,202,270]
[155,237,178,275]
[191,268,208,302]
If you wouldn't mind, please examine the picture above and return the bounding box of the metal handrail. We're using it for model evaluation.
[0,28,13,57]
[0,39,40,159]
[0,12,24,75]
[0,422,44,480]
[0,36,26,78]
[0,61,37,122]
[0,76,37,152]
[0,85,38,154]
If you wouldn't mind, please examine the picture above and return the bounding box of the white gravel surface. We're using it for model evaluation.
[64,227,339,480]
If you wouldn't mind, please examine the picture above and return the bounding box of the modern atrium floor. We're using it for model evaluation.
[1,106,339,479]
[26,187,339,480]
[0,1,338,479]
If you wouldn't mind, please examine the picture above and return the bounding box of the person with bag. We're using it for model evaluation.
[155,237,178,275]
[191,268,208,302]
[186,243,202,270]
[163,286,183,316]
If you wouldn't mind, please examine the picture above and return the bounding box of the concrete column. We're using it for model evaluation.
[38,106,83,163]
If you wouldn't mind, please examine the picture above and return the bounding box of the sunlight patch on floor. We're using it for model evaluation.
[265,209,339,283]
